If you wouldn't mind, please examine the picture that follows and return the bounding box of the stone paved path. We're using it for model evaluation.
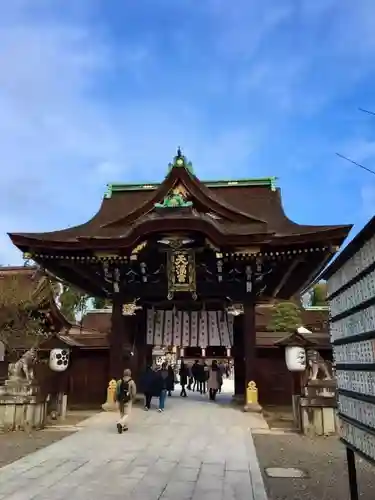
[0,380,269,500]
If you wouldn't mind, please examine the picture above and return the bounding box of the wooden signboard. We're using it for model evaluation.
[322,216,375,500]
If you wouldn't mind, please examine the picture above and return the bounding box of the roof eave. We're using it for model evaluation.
[321,216,375,280]
[273,224,352,246]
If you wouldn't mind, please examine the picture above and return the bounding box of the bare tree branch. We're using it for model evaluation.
[0,273,49,354]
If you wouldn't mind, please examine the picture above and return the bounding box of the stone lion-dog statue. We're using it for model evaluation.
[306,349,332,380]
[8,348,38,383]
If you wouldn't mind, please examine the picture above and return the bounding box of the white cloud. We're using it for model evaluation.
[208,2,293,60]
[221,0,375,115]
[0,7,124,263]
[0,3,262,264]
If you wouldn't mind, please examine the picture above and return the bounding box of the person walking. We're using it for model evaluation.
[195,360,204,394]
[187,363,193,391]
[191,360,199,392]
[156,362,169,412]
[179,361,188,397]
[207,360,223,402]
[218,362,225,393]
[167,365,175,396]
[202,361,209,394]
[139,365,156,410]
[115,368,137,433]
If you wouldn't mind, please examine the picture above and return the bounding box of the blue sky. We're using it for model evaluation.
[1,0,375,265]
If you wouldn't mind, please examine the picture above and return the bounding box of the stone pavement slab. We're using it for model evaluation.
[0,380,268,500]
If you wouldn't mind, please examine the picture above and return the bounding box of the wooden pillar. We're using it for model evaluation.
[233,316,245,398]
[243,300,261,412]
[108,297,133,380]
[122,315,136,375]
[109,297,123,380]
[134,310,147,384]
[243,301,256,387]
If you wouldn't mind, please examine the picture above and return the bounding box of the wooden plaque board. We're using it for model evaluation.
[323,216,375,466]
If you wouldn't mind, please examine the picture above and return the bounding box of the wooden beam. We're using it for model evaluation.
[69,262,111,295]
[271,256,304,299]
[39,260,105,297]
[299,251,334,294]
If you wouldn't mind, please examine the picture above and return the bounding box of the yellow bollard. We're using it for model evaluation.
[246,381,258,405]
[244,381,262,412]
[108,379,118,402]
[102,379,118,412]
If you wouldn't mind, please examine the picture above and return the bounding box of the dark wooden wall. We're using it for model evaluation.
[67,351,109,409]
[255,349,293,406]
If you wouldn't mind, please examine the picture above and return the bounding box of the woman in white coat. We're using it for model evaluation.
[207,360,223,401]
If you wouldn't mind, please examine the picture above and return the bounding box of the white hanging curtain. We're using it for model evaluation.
[146,309,233,347]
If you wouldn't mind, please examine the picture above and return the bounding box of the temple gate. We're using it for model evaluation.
[8,149,351,407]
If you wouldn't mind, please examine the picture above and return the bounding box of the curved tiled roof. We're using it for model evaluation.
[7,154,352,299]
[8,163,351,250]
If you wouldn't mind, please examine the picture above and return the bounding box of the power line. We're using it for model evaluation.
[358,107,375,116]
[335,152,375,176]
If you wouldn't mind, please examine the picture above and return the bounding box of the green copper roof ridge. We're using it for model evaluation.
[104,176,278,198]
[106,176,277,188]
[108,176,276,185]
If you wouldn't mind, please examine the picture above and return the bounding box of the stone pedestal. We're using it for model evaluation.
[102,401,118,412]
[299,379,337,436]
[57,393,68,419]
[0,379,47,431]
[244,402,262,413]
[301,405,337,436]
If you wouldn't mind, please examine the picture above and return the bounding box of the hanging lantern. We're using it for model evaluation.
[285,346,306,372]
[49,348,70,372]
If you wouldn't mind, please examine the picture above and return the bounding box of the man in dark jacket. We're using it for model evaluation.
[156,363,169,412]
[191,360,200,392]
[179,361,188,397]
[139,365,157,410]
[167,365,175,396]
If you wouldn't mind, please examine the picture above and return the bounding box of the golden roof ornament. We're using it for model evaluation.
[167,147,194,174]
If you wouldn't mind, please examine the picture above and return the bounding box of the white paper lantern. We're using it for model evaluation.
[49,348,70,372]
[285,346,306,372]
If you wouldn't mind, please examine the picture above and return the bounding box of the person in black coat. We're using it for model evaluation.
[139,365,158,410]
[179,361,188,397]
[191,360,199,392]
[155,363,169,411]
[166,365,175,396]
[197,361,206,394]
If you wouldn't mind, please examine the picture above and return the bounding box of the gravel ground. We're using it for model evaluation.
[0,430,74,468]
[253,432,375,500]
[0,411,96,469]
